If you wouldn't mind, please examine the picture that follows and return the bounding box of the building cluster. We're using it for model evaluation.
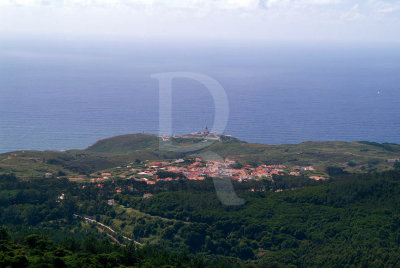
[86,158,324,185]
[158,126,222,142]
[163,159,287,182]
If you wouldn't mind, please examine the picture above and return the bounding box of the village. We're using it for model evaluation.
[85,156,327,186]
[37,128,398,185]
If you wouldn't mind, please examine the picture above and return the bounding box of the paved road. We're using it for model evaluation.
[74,214,142,245]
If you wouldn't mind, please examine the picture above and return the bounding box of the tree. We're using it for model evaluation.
[57,170,67,177]
[0,227,9,240]
[24,234,50,250]
[394,162,400,170]
[326,166,347,176]
[347,161,357,167]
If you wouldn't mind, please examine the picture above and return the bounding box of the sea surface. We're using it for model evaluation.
[0,39,399,153]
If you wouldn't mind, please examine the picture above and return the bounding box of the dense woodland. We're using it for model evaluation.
[0,228,203,267]
[2,168,400,267]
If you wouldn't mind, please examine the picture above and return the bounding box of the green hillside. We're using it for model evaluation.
[88,134,400,173]
[1,133,400,179]
[87,134,160,154]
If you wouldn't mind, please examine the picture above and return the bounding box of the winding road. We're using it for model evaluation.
[73,214,142,246]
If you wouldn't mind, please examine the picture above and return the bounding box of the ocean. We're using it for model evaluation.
[0,39,399,153]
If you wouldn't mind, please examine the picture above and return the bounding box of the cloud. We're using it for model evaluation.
[306,0,342,5]
[0,0,399,42]
[0,0,357,9]
[0,0,398,17]
[2,0,260,9]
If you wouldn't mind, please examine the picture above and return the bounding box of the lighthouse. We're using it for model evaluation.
[204,126,210,135]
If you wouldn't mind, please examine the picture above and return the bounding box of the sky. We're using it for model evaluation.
[0,0,400,43]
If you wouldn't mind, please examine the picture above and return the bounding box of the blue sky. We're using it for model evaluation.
[0,0,399,43]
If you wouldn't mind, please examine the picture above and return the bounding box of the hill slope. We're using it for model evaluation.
[87,134,159,153]
[1,133,400,178]
[88,134,400,172]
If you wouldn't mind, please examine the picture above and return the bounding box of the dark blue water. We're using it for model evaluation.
[0,39,399,152]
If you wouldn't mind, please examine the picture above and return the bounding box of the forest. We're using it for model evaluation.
[1,169,400,267]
